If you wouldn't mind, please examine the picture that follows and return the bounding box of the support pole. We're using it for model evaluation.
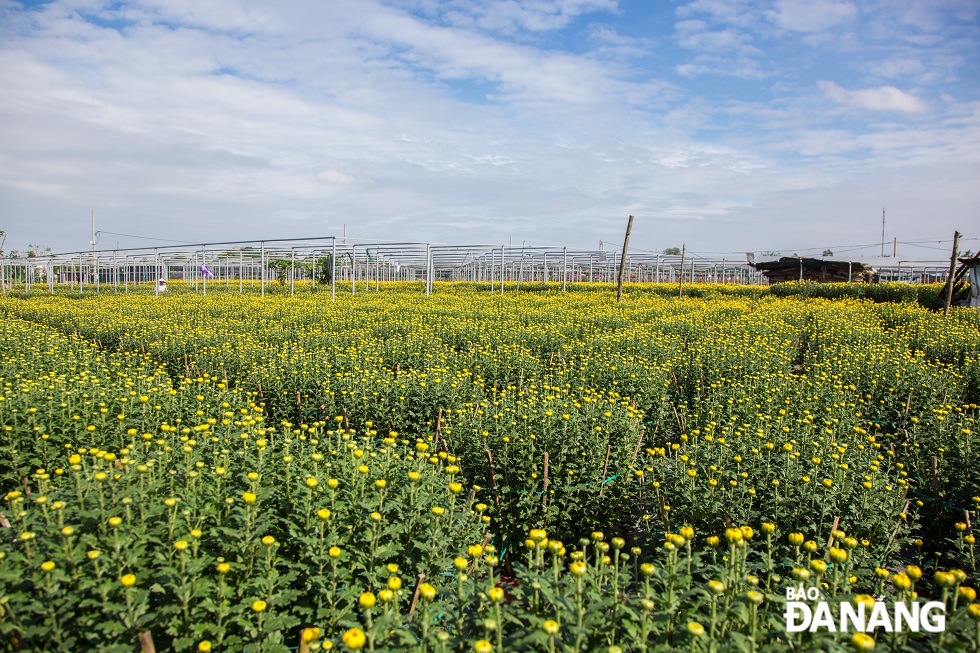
[678,244,686,297]
[944,230,961,316]
[562,246,567,292]
[500,246,505,294]
[490,248,495,292]
[616,215,634,302]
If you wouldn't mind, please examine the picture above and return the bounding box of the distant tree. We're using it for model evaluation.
[5,241,51,259]
[314,255,334,284]
[822,249,834,257]
[268,258,311,286]
[663,247,681,256]
[26,243,51,258]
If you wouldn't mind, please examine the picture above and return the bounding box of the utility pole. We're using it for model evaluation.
[880,208,885,257]
[944,231,960,316]
[616,215,634,303]
[91,209,96,251]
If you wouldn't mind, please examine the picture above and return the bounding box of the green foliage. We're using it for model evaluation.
[768,280,971,310]
[0,287,978,652]
[267,259,313,287]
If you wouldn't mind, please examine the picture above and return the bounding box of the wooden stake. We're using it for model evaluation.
[408,573,426,615]
[137,631,156,653]
[541,452,550,506]
[931,455,940,500]
[944,231,960,316]
[883,501,911,559]
[485,449,501,514]
[671,404,685,432]
[468,532,493,576]
[616,215,634,303]
[630,428,645,467]
[598,442,612,499]
[826,516,841,548]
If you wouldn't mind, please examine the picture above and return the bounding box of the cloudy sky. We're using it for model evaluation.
[1,0,978,258]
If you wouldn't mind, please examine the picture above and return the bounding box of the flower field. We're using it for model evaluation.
[0,283,978,652]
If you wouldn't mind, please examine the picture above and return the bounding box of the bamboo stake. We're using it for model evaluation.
[408,573,426,615]
[882,501,911,561]
[944,231,960,316]
[630,428,645,468]
[826,516,841,548]
[598,442,612,499]
[137,631,156,653]
[542,452,550,506]
[468,532,493,576]
[616,215,634,303]
[485,450,501,514]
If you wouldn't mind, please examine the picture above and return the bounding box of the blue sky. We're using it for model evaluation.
[1,0,978,258]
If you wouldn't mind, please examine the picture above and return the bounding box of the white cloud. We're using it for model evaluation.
[318,170,359,185]
[818,81,929,113]
[0,0,976,257]
[770,0,856,32]
[676,0,761,29]
[394,0,619,34]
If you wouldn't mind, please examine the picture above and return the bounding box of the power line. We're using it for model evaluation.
[693,235,975,258]
[95,230,194,245]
